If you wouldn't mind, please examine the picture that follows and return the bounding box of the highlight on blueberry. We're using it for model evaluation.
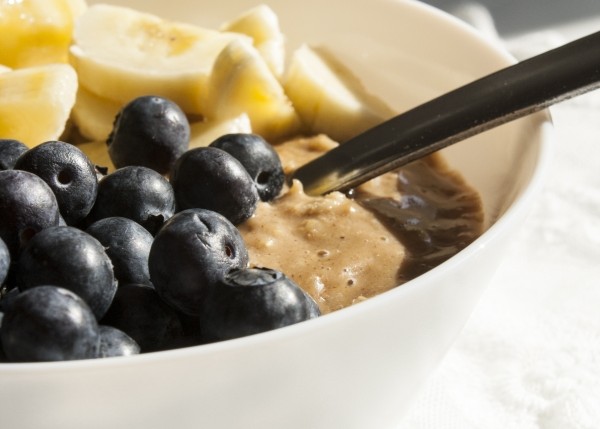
[149,208,249,316]
[170,147,259,225]
[209,133,285,201]
[17,226,117,319]
[97,325,141,358]
[14,140,98,226]
[86,217,154,287]
[0,286,100,362]
[0,169,61,258]
[107,95,190,175]
[86,165,176,235]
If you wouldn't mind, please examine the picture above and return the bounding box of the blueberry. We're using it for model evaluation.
[199,267,320,342]
[18,226,117,319]
[0,139,28,170]
[86,166,176,235]
[0,286,100,362]
[0,238,9,287]
[149,208,249,316]
[209,133,284,201]
[86,217,153,287]
[0,286,19,314]
[107,95,190,175]
[170,147,259,225]
[13,141,98,226]
[97,325,140,358]
[101,283,185,352]
[0,170,61,258]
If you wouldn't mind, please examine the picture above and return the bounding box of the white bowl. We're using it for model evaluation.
[0,1,552,428]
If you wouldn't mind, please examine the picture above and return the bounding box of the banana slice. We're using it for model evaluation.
[0,64,78,147]
[71,85,122,142]
[0,0,86,68]
[189,114,252,149]
[207,39,301,142]
[283,44,395,142]
[70,4,249,115]
[220,4,285,78]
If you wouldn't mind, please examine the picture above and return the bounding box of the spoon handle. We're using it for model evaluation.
[292,30,600,196]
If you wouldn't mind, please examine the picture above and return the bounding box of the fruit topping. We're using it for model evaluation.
[283,44,394,142]
[0,170,62,258]
[149,209,249,316]
[86,165,176,235]
[0,139,28,171]
[171,147,259,225]
[13,140,98,226]
[107,95,190,175]
[199,267,320,342]
[0,64,78,147]
[17,226,117,319]
[100,283,185,353]
[209,133,284,202]
[0,286,100,362]
[86,217,154,287]
[206,38,301,141]
[69,3,247,115]
[97,325,140,358]
[0,238,9,287]
[0,0,85,68]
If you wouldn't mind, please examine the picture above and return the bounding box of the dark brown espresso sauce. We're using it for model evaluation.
[355,155,484,282]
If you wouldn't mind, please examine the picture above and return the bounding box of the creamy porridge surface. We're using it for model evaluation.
[239,135,483,313]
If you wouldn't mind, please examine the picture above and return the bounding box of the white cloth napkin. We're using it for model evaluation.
[397,6,600,429]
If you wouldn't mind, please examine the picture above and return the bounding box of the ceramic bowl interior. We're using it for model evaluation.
[0,1,552,428]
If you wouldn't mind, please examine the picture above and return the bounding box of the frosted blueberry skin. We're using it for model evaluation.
[149,208,249,316]
[209,133,285,202]
[86,217,153,287]
[170,147,259,225]
[0,139,28,171]
[0,286,100,362]
[86,165,176,235]
[107,95,190,175]
[17,226,117,320]
[0,238,9,287]
[97,325,140,358]
[199,267,321,343]
[0,170,61,259]
[101,283,185,353]
[13,140,98,226]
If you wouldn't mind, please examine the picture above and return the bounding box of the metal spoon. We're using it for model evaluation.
[292,30,600,196]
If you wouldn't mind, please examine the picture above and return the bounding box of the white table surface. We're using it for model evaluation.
[397,13,600,429]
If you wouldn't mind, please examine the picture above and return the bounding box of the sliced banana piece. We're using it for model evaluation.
[283,44,395,142]
[0,0,85,68]
[70,4,249,115]
[71,85,123,142]
[220,4,285,78]
[189,114,252,149]
[207,39,301,142]
[66,0,87,18]
[0,64,78,147]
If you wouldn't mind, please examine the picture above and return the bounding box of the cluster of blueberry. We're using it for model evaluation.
[0,96,320,363]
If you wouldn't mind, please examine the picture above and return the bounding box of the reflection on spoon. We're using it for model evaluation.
[292,30,600,196]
